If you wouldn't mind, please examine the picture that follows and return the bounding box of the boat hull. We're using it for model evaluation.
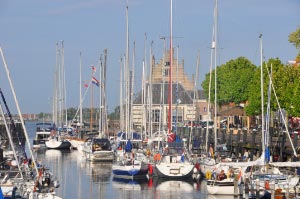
[154,162,194,179]
[45,139,71,149]
[112,162,149,180]
[84,150,115,162]
[206,179,239,195]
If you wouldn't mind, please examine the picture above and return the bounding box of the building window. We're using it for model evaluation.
[152,109,160,122]
[204,107,207,112]
[164,69,169,76]
[165,61,170,66]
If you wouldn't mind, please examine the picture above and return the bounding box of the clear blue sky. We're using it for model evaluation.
[0,0,299,114]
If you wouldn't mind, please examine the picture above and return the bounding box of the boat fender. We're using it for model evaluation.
[193,167,198,173]
[206,171,212,180]
[265,180,270,190]
[195,162,200,171]
[148,164,153,175]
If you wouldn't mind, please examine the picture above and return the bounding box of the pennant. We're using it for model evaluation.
[83,81,88,88]
[91,65,96,72]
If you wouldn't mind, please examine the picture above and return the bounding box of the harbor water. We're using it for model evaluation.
[26,121,226,199]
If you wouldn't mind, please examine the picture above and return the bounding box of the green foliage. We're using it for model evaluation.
[245,58,284,116]
[288,26,300,55]
[279,65,300,116]
[202,57,257,105]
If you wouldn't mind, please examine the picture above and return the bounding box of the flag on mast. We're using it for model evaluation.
[91,65,96,72]
[91,76,100,87]
[83,81,88,88]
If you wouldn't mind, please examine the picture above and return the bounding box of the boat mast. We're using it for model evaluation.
[102,49,108,135]
[90,66,94,132]
[53,42,59,126]
[176,45,179,135]
[213,0,218,153]
[159,36,166,135]
[206,0,217,153]
[142,33,147,138]
[190,51,200,151]
[119,56,124,132]
[62,41,67,127]
[125,2,130,136]
[79,52,83,128]
[130,42,135,137]
[149,41,153,138]
[99,54,102,136]
[260,33,265,160]
[167,0,173,134]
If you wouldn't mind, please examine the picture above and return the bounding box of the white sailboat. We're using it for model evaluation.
[153,0,195,180]
[112,3,149,180]
[46,41,71,150]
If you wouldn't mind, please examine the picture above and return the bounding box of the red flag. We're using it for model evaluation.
[83,81,88,88]
[91,65,96,72]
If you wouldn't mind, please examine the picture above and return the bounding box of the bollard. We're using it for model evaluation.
[256,179,260,199]
[244,177,249,199]
[234,174,238,196]
[270,182,275,199]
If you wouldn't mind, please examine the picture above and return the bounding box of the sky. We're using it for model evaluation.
[0,0,299,115]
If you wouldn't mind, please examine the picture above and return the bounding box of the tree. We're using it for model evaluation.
[245,58,284,116]
[288,27,300,55]
[202,57,257,105]
[244,58,300,117]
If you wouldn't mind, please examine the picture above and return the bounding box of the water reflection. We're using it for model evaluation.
[112,177,148,190]
[91,163,112,183]
[207,195,236,199]
[152,178,194,192]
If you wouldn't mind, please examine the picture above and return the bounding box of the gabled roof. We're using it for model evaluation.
[133,83,194,105]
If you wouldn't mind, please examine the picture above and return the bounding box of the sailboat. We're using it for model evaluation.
[45,41,71,150]
[112,3,149,180]
[153,0,195,180]
[245,39,300,197]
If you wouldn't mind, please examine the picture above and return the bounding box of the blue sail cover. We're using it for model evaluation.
[117,132,141,140]
[265,147,270,162]
[0,186,3,199]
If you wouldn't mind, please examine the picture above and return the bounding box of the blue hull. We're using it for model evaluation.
[112,163,148,180]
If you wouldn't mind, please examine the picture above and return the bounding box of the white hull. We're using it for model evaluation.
[83,150,115,162]
[206,178,239,195]
[155,162,194,179]
[28,192,62,199]
[1,185,13,198]
[45,138,71,149]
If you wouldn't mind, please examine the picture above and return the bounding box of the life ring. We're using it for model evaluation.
[206,171,212,180]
